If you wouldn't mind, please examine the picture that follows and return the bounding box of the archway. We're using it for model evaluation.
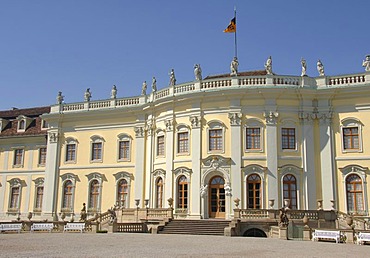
[243,228,267,238]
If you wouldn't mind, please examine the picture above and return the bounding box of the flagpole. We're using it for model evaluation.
[234,7,237,58]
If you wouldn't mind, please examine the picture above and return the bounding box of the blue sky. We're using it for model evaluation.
[1,0,369,110]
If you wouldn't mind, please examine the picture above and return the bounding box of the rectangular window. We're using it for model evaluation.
[119,140,130,160]
[91,142,102,161]
[282,128,296,150]
[35,186,43,210]
[246,128,261,150]
[38,147,47,165]
[66,144,76,162]
[343,127,359,150]
[177,132,189,154]
[209,129,223,151]
[157,136,165,156]
[18,120,25,130]
[13,149,24,166]
[10,187,20,209]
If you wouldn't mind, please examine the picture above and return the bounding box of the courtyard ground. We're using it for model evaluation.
[0,232,369,257]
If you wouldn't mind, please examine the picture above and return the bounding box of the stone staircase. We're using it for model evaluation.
[158,219,230,236]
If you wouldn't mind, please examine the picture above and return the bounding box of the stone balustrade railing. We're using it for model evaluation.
[50,72,370,114]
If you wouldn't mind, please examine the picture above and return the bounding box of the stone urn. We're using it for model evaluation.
[346,216,353,228]
[167,197,174,208]
[27,212,33,221]
[317,200,323,210]
[60,212,66,221]
[269,199,275,209]
[302,215,309,227]
[283,199,290,210]
[234,198,240,209]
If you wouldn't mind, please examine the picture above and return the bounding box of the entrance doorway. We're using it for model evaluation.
[209,176,225,218]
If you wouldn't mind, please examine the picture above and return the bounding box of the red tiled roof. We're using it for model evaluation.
[204,70,267,80]
[0,106,50,138]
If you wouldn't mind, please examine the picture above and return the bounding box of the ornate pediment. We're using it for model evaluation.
[202,155,231,170]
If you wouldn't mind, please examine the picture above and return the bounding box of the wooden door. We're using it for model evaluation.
[209,176,225,218]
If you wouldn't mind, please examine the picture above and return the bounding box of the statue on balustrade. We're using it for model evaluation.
[84,88,92,101]
[169,69,176,86]
[230,56,239,76]
[194,64,202,81]
[56,91,64,104]
[265,56,273,75]
[301,58,307,76]
[317,59,325,76]
[111,85,117,99]
[279,207,289,227]
[141,81,147,95]
[152,77,157,92]
[108,207,117,223]
[79,203,87,222]
[363,55,370,72]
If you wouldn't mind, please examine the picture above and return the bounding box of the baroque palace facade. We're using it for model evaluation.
[1,56,370,222]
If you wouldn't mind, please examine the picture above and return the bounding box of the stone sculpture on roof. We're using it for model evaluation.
[169,69,176,86]
[317,60,325,76]
[84,88,92,101]
[363,55,370,72]
[265,56,273,75]
[111,85,117,99]
[194,64,202,81]
[301,58,307,76]
[56,91,64,104]
[152,77,157,92]
[230,57,239,76]
[141,81,147,95]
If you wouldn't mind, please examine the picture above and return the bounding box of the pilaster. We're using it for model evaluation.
[165,118,174,208]
[190,114,202,218]
[144,119,155,206]
[264,110,279,208]
[134,124,145,207]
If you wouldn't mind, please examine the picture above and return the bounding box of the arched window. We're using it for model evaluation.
[89,179,100,211]
[9,187,20,210]
[177,175,188,210]
[283,174,297,209]
[62,180,73,210]
[155,177,164,208]
[35,186,44,211]
[346,174,364,215]
[117,179,129,208]
[247,174,261,209]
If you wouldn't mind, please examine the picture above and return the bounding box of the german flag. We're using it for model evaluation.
[224,17,236,33]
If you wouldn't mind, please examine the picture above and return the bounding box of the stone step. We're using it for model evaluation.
[159,219,230,236]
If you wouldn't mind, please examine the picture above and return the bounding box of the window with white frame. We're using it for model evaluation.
[157,134,165,157]
[177,175,188,210]
[90,136,104,162]
[117,178,129,208]
[117,134,132,161]
[62,180,74,211]
[341,118,363,152]
[41,119,48,130]
[207,121,225,153]
[8,178,22,212]
[88,179,100,212]
[176,125,190,155]
[346,174,364,215]
[283,174,297,209]
[16,115,31,132]
[38,147,47,166]
[155,177,164,208]
[13,148,24,167]
[281,128,296,150]
[65,137,78,163]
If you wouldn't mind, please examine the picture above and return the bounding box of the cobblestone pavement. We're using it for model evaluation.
[0,233,369,258]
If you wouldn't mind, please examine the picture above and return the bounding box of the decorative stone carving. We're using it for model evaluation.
[151,77,157,92]
[200,185,208,198]
[194,64,202,81]
[169,69,176,86]
[263,111,279,125]
[48,132,58,143]
[301,58,307,76]
[203,155,231,170]
[317,59,325,76]
[152,169,166,179]
[228,112,242,126]
[141,81,147,95]
[173,167,192,178]
[224,183,232,196]
[111,85,117,99]
[298,111,316,124]
[264,56,273,75]
[363,55,370,72]
[189,116,201,128]
[317,111,333,125]
[230,56,239,76]
[145,123,154,136]
[165,119,173,132]
[56,91,64,104]
[84,88,92,102]
[134,126,144,138]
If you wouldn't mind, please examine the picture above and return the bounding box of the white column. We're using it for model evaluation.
[190,115,202,219]
[43,130,61,218]
[264,111,279,208]
[228,112,242,216]
[24,174,32,213]
[134,125,146,207]
[300,114,316,209]
[319,113,335,210]
[164,118,174,208]
[144,118,155,207]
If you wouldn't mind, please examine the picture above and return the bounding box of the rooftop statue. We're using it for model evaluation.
[265,56,273,75]
[363,55,370,72]
[194,64,202,81]
[56,91,64,104]
[141,81,147,95]
[230,57,239,76]
[169,69,176,86]
[301,58,307,76]
[317,59,325,76]
[152,77,157,92]
[111,85,117,99]
[84,88,92,102]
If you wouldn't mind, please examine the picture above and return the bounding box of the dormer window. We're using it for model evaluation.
[0,118,8,133]
[41,119,48,130]
[18,120,25,130]
[16,115,32,132]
